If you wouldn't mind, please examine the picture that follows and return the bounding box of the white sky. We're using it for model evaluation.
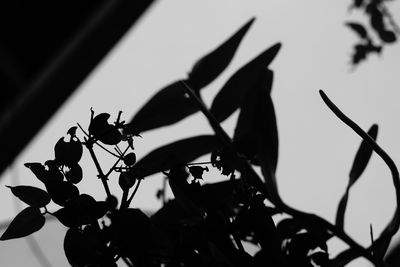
[1,1,400,266]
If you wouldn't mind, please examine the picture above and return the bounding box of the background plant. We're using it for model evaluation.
[1,17,399,267]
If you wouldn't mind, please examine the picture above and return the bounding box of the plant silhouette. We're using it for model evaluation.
[2,18,400,267]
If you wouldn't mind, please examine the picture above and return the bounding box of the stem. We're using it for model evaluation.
[85,138,112,198]
[127,179,142,207]
[180,81,232,145]
[105,145,130,178]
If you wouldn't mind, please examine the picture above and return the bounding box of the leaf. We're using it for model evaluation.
[24,162,47,183]
[233,71,279,202]
[210,44,281,122]
[133,135,221,178]
[54,194,109,227]
[64,228,116,267]
[188,18,255,89]
[337,124,377,228]
[124,81,199,134]
[54,134,83,166]
[349,124,378,185]
[45,180,79,206]
[346,22,368,39]
[65,163,83,184]
[89,113,122,145]
[7,185,50,207]
[0,207,45,240]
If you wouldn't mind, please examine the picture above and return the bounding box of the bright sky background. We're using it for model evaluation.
[1,1,400,266]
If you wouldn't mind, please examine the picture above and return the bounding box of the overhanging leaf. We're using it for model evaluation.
[188,18,255,89]
[0,207,45,240]
[134,135,221,178]
[124,81,198,134]
[349,124,378,185]
[210,44,281,122]
[7,185,50,207]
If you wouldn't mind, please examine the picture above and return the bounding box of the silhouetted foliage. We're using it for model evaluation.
[2,17,400,267]
[346,0,399,65]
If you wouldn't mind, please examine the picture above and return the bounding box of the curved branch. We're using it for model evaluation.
[320,90,400,263]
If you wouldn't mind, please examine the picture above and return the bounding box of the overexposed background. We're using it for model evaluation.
[1,1,400,266]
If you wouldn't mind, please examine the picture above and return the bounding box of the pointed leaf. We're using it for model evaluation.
[125,81,198,134]
[7,185,50,207]
[134,135,221,178]
[188,18,255,89]
[336,125,378,228]
[1,207,45,240]
[346,22,368,39]
[349,124,378,185]
[233,72,279,202]
[24,162,47,183]
[211,44,281,122]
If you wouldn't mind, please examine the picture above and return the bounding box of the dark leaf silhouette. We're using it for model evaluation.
[0,207,45,240]
[89,113,122,145]
[349,124,378,185]
[24,162,47,183]
[233,70,279,202]
[119,171,136,191]
[188,18,255,89]
[45,180,79,206]
[336,124,378,228]
[65,163,83,184]
[125,81,198,134]
[54,194,109,227]
[134,135,221,178]
[168,165,204,215]
[64,228,116,267]
[54,127,83,166]
[7,185,50,207]
[379,30,397,43]
[210,44,280,122]
[346,22,368,39]
[123,152,136,166]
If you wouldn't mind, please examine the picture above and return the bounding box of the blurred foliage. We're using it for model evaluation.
[346,0,399,65]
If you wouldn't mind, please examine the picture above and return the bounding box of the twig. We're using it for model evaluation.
[126,179,142,207]
[85,137,112,198]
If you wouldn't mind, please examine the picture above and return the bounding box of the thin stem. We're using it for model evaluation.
[127,179,142,207]
[105,145,130,178]
[180,81,232,145]
[85,138,112,198]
